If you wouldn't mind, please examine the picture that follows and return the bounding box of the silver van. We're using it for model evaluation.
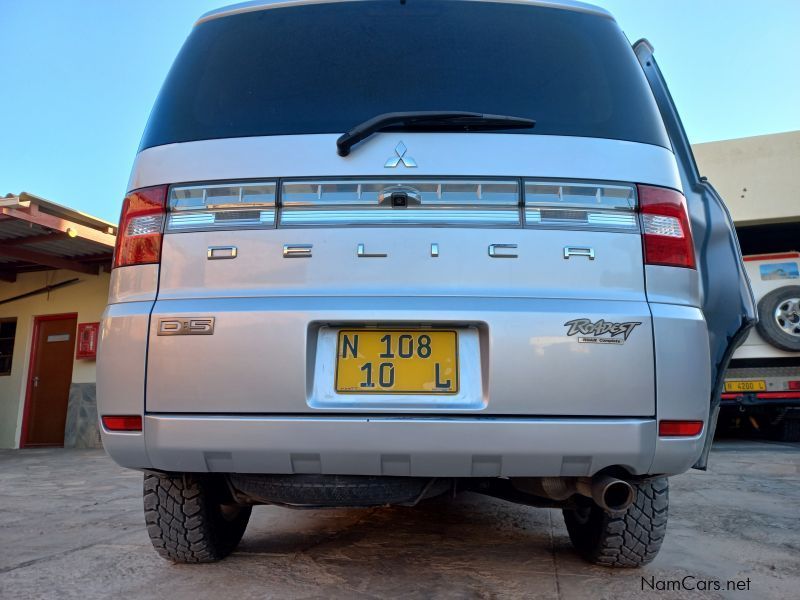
[98,0,755,567]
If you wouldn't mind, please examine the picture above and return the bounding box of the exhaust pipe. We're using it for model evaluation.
[577,475,636,513]
[513,475,636,513]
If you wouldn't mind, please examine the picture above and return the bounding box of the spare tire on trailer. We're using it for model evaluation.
[756,286,800,352]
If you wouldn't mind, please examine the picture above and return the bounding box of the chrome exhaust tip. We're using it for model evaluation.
[592,476,636,513]
[511,475,637,512]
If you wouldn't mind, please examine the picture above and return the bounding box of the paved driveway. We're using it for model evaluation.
[1,441,798,599]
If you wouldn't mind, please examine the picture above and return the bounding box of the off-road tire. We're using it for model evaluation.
[755,286,800,352]
[562,477,668,568]
[143,473,251,563]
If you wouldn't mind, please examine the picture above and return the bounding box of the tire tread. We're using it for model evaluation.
[143,474,251,563]
[755,285,800,352]
[563,477,668,568]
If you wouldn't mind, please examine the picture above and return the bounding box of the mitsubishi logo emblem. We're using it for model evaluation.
[385,142,417,168]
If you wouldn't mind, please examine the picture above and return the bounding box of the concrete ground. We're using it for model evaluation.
[0,441,798,600]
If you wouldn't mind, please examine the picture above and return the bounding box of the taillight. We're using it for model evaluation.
[638,185,696,269]
[102,415,143,432]
[658,420,703,437]
[113,185,168,269]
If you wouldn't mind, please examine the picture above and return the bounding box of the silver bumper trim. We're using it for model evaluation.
[103,414,699,477]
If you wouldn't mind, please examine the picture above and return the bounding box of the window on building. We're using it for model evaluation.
[0,318,17,376]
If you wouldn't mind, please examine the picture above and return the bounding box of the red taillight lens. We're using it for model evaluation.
[638,185,696,269]
[102,415,143,432]
[113,185,168,269]
[658,420,703,437]
[788,381,800,391]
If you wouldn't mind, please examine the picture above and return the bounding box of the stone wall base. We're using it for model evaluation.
[64,383,102,449]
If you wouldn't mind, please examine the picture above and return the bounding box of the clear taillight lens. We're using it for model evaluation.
[167,182,277,230]
[281,180,520,226]
[113,185,168,269]
[638,185,696,269]
[524,182,638,231]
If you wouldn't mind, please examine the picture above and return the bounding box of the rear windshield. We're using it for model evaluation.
[140,0,670,151]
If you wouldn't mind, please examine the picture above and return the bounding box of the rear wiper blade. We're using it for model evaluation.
[336,111,535,157]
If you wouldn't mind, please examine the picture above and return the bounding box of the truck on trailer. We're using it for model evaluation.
[722,252,800,440]
[694,132,800,441]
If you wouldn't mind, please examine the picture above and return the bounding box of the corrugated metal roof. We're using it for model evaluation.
[25,238,111,258]
[0,194,116,276]
[0,218,50,241]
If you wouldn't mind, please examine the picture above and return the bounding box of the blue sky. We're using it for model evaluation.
[1,0,798,221]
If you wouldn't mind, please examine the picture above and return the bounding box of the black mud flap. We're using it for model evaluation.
[633,40,756,469]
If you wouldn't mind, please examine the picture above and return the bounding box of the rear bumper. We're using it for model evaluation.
[100,414,705,477]
[97,297,710,478]
[721,391,800,407]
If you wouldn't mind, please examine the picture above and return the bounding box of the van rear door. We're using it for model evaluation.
[134,1,680,419]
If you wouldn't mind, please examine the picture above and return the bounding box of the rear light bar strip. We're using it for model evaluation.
[524,181,638,232]
[144,178,652,232]
[167,182,276,231]
[281,180,520,227]
[152,179,649,231]
[282,180,520,206]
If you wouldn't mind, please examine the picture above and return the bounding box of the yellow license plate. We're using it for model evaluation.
[335,329,458,394]
[724,380,767,392]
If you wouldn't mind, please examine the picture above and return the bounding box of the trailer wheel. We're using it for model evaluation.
[755,286,800,352]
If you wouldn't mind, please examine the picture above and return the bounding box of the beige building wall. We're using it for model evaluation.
[693,130,800,225]
[0,269,110,448]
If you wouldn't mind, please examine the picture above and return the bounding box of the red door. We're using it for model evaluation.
[21,314,78,447]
